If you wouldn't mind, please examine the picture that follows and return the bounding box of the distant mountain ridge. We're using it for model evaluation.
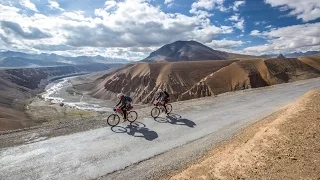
[0,51,129,68]
[0,57,69,67]
[142,40,256,62]
[262,51,320,58]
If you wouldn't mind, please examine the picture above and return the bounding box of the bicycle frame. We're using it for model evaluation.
[154,98,170,107]
[114,106,134,117]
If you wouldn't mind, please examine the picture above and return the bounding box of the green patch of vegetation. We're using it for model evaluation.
[65,109,96,118]
[35,92,46,100]
[66,87,83,96]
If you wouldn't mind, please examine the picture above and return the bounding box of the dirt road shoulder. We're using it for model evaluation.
[170,88,320,180]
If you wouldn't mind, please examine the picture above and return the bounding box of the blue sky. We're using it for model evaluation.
[0,0,319,60]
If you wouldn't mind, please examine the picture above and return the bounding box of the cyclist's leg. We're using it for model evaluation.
[121,106,127,120]
[163,101,168,114]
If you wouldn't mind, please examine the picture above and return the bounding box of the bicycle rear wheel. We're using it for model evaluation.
[166,104,172,114]
[107,114,120,126]
[151,107,160,118]
[127,111,138,122]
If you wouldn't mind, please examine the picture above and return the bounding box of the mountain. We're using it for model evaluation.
[74,60,235,103]
[141,40,256,62]
[0,51,129,67]
[75,56,320,104]
[0,57,69,67]
[262,51,320,58]
[180,57,320,100]
[277,54,286,59]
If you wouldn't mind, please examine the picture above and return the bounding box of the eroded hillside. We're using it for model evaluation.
[181,57,320,100]
[75,60,236,103]
[77,56,320,103]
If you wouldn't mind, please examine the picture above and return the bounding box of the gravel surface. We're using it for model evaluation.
[0,78,320,180]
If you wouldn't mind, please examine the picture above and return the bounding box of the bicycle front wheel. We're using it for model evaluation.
[166,104,172,114]
[107,114,120,126]
[151,107,160,118]
[127,111,138,122]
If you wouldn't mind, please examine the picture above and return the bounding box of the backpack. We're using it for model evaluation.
[164,91,169,98]
[125,96,132,103]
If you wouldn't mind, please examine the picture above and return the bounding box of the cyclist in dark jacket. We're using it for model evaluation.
[115,93,132,120]
[154,89,170,114]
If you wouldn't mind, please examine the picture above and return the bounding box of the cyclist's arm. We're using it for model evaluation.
[115,99,121,107]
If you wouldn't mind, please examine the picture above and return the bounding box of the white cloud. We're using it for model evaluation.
[62,11,88,21]
[254,21,267,25]
[232,1,245,11]
[0,0,234,60]
[20,0,38,12]
[206,39,244,50]
[229,14,245,32]
[264,0,320,22]
[164,0,174,7]
[48,0,64,11]
[190,0,227,15]
[265,25,273,29]
[191,0,245,14]
[244,22,320,55]
[250,30,261,36]
[228,14,239,21]
[234,18,245,32]
[104,0,117,10]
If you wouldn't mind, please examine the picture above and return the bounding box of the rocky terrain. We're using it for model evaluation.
[141,40,256,62]
[75,55,320,104]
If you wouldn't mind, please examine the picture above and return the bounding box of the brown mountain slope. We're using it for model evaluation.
[78,56,320,104]
[226,53,260,60]
[298,55,320,70]
[180,58,320,100]
[0,107,35,131]
[75,60,236,103]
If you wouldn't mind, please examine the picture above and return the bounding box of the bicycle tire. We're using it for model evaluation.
[107,114,120,126]
[166,104,173,114]
[127,111,138,122]
[151,107,160,118]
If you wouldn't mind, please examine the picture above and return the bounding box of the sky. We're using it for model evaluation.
[0,0,319,60]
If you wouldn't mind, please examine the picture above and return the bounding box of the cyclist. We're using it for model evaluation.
[153,88,170,114]
[115,93,132,121]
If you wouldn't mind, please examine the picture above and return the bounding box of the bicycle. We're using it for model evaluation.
[107,106,138,126]
[151,98,172,118]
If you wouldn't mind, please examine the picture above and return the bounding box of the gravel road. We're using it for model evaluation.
[1,78,320,180]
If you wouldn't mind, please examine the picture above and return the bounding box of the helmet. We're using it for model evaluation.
[117,93,124,99]
[157,89,162,93]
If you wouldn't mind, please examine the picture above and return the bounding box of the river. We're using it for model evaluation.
[42,77,117,112]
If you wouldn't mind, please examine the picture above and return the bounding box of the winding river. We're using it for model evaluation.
[42,77,117,112]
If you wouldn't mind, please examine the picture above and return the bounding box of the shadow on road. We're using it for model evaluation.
[154,113,196,128]
[111,121,158,141]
